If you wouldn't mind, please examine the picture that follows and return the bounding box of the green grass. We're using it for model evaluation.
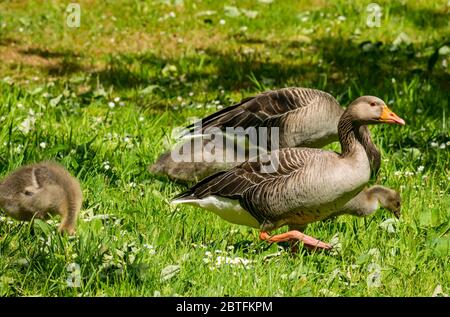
[0,0,448,296]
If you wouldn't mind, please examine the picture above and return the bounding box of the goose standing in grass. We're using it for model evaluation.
[172,96,405,250]
[150,87,381,183]
[0,162,82,235]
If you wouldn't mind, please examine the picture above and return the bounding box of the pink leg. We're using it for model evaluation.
[259,231,332,250]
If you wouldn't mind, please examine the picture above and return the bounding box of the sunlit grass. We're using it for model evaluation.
[0,0,448,296]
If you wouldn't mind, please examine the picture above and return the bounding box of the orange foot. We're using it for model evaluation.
[259,231,332,251]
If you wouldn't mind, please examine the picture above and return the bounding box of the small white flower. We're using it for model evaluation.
[177,96,183,102]
[417,166,424,173]
[160,265,180,282]
[108,102,115,109]
[39,142,47,149]
[368,248,380,260]
[119,101,125,107]
[103,161,110,170]
[168,11,176,18]
[17,103,24,109]
[19,117,36,134]
[379,218,398,233]
[188,92,194,97]
[439,143,446,149]
[219,19,226,25]
[139,116,145,122]
[337,15,346,22]
[430,142,438,147]
[114,97,120,102]
[394,171,402,176]
[367,270,382,288]
[391,78,396,83]
[143,244,156,254]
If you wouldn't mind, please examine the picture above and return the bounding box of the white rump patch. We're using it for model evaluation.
[172,195,260,229]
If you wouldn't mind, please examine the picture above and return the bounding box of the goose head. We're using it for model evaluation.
[348,96,405,126]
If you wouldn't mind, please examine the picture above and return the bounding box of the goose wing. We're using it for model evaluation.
[185,88,338,134]
[172,147,325,223]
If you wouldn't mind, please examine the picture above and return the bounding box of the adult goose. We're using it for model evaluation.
[171,96,405,249]
[150,88,381,183]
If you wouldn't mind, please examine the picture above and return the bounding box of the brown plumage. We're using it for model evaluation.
[150,87,381,183]
[0,162,82,234]
[172,96,405,250]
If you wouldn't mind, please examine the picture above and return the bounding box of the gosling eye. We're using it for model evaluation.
[24,190,34,196]
[370,102,376,107]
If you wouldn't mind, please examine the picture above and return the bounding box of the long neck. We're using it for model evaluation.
[337,111,381,175]
[359,126,381,175]
[337,111,360,157]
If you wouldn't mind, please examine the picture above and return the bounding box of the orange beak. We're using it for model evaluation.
[379,105,405,125]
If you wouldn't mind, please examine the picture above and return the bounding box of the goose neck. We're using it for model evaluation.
[337,111,360,157]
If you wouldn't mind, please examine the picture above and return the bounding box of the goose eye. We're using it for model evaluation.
[24,190,34,196]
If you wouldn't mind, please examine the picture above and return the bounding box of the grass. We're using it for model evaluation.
[0,0,448,296]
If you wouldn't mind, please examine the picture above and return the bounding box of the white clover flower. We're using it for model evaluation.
[417,165,424,173]
[367,270,381,288]
[143,244,156,254]
[430,142,438,147]
[439,143,446,149]
[379,218,398,233]
[114,97,120,102]
[108,102,115,109]
[15,144,23,153]
[219,19,226,25]
[19,116,36,134]
[168,11,176,18]
[103,161,110,170]
[17,103,24,109]
[139,116,144,122]
[39,142,47,149]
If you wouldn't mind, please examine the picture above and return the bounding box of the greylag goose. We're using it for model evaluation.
[150,87,381,183]
[0,162,82,234]
[171,96,405,250]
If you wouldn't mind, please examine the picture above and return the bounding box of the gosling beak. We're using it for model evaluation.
[393,210,401,219]
[380,105,405,125]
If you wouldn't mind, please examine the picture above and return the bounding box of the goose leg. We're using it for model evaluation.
[259,231,332,250]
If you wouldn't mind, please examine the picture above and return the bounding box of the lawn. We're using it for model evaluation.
[0,0,448,296]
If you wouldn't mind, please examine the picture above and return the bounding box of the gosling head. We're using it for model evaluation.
[374,186,402,219]
[348,96,405,126]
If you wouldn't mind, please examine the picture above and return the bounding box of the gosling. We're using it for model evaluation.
[0,161,82,234]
